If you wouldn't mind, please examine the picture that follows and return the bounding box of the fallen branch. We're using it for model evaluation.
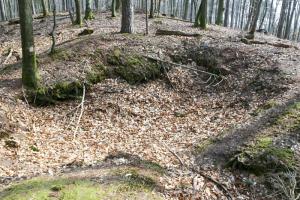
[154,138,233,200]
[73,83,86,139]
[241,38,299,49]
[156,29,200,37]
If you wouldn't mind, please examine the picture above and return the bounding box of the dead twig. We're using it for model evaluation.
[73,83,86,139]
[2,48,13,66]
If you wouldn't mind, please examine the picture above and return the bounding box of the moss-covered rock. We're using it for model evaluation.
[27,81,84,106]
[227,137,296,175]
[107,49,163,84]
[86,64,108,85]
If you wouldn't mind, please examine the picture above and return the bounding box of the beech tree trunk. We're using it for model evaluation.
[248,0,263,39]
[194,0,207,29]
[277,0,288,38]
[121,0,134,33]
[224,0,230,27]
[84,0,94,20]
[216,0,224,25]
[74,0,82,25]
[41,0,48,17]
[18,0,39,90]
[112,0,116,17]
[149,0,154,18]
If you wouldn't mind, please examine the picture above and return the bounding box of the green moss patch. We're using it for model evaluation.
[275,102,300,132]
[27,81,84,106]
[227,137,296,175]
[107,49,163,84]
[0,170,162,200]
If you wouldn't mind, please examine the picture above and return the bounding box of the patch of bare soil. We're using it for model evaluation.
[1,12,300,199]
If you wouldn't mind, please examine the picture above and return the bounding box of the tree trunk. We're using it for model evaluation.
[259,0,268,29]
[18,0,39,90]
[277,0,288,38]
[230,0,235,28]
[284,0,297,39]
[74,0,82,25]
[216,0,224,25]
[194,0,207,29]
[224,0,230,27]
[50,0,56,54]
[0,0,6,21]
[84,0,94,20]
[209,0,215,23]
[247,0,263,39]
[112,0,116,17]
[121,0,134,33]
[41,0,48,17]
[183,0,189,20]
[149,0,154,18]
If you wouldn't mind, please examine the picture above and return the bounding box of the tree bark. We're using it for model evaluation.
[216,0,224,25]
[277,0,288,38]
[74,0,82,25]
[121,0,134,33]
[112,0,116,17]
[224,0,230,27]
[247,0,263,39]
[84,0,94,20]
[183,0,189,20]
[194,0,207,29]
[41,0,49,17]
[18,0,39,90]
[149,0,154,18]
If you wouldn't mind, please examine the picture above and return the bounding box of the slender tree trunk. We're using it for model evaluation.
[284,0,297,39]
[0,0,6,21]
[146,0,149,34]
[292,4,300,40]
[247,0,263,39]
[216,0,224,25]
[245,0,254,31]
[84,0,94,20]
[277,0,288,38]
[18,0,39,90]
[259,0,268,29]
[149,0,154,18]
[230,0,235,28]
[41,0,48,17]
[209,0,215,24]
[268,0,274,32]
[74,0,82,25]
[224,0,230,27]
[183,0,189,20]
[51,0,56,54]
[112,0,116,17]
[240,0,246,29]
[194,0,207,29]
[121,0,134,33]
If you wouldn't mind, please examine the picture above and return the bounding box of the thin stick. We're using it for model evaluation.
[73,83,86,139]
[2,48,13,65]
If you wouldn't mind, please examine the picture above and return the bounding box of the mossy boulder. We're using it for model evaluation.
[227,137,296,175]
[107,49,163,84]
[27,81,84,106]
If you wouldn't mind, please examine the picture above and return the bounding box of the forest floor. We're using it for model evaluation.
[0,12,300,199]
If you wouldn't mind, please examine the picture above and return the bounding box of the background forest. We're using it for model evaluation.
[1,0,300,41]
